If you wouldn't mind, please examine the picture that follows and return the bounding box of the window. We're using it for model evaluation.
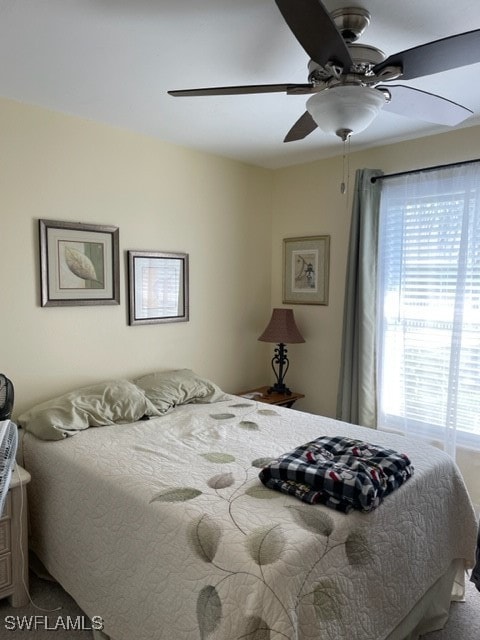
[377,163,480,452]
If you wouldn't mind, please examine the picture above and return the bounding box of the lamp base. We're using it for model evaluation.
[267,383,292,396]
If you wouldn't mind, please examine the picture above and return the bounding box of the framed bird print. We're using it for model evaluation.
[283,235,330,305]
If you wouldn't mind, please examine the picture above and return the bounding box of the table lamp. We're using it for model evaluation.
[258,308,305,395]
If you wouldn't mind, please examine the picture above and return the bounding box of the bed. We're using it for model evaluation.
[17,371,478,640]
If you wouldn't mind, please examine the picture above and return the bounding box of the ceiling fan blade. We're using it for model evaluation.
[381,85,473,126]
[168,83,313,97]
[284,111,318,142]
[274,0,352,70]
[374,29,480,81]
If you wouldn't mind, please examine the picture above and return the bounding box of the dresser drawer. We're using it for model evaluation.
[0,466,31,606]
[0,494,11,520]
[0,553,12,590]
[0,520,10,555]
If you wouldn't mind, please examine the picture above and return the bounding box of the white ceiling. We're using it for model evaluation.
[1,0,480,169]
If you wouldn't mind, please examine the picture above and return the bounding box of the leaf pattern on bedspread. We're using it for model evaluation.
[285,504,334,537]
[246,525,285,566]
[188,514,222,563]
[229,403,254,408]
[251,457,277,469]
[149,487,202,503]
[149,404,352,639]
[197,585,222,639]
[244,486,281,500]
[239,421,259,430]
[345,530,373,566]
[207,472,235,490]
[27,396,477,640]
[257,409,279,416]
[311,578,341,621]
[241,616,272,639]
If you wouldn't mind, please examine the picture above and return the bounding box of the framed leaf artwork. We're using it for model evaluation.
[39,219,120,307]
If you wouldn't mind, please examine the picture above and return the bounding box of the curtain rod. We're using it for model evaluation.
[370,157,480,183]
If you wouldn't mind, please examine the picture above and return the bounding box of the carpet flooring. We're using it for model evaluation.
[0,571,478,639]
[0,571,92,639]
[426,576,479,640]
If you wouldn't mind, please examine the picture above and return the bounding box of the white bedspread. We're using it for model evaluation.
[22,399,477,640]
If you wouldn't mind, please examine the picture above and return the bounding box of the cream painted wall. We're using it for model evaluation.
[0,98,273,416]
[270,125,480,506]
[271,125,480,417]
[2,96,479,503]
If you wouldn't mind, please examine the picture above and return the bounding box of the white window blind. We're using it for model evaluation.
[377,163,480,453]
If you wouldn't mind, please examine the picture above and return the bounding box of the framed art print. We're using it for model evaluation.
[283,235,330,305]
[39,219,120,307]
[128,250,189,325]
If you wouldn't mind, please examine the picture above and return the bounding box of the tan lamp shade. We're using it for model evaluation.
[258,308,305,344]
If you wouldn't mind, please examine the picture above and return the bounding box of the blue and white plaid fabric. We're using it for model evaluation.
[258,435,414,513]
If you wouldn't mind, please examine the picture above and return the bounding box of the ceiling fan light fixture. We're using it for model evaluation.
[306,85,386,139]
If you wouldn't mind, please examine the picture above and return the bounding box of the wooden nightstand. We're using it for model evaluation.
[0,465,31,606]
[237,386,305,409]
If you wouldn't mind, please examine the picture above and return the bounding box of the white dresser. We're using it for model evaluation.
[0,465,30,606]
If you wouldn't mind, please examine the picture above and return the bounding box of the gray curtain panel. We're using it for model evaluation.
[336,168,383,428]
[471,521,480,591]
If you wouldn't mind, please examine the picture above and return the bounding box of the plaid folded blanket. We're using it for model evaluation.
[258,435,414,513]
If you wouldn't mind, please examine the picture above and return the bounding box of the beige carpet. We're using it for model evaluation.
[426,576,480,640]
[0,571,92,639]
[0,571,478,639]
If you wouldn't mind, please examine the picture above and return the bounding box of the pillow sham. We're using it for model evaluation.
[18,379,159,441]
[134,369,227,414]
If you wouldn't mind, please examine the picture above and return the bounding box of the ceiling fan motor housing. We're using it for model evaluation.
[331,7,371,43]
[308,43,386,85]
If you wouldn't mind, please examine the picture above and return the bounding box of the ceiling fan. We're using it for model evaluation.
[168,0,480,142]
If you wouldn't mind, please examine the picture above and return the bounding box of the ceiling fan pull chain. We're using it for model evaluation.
[340,134,351,194]
[346,135,351,194]
[340,135,352,195]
